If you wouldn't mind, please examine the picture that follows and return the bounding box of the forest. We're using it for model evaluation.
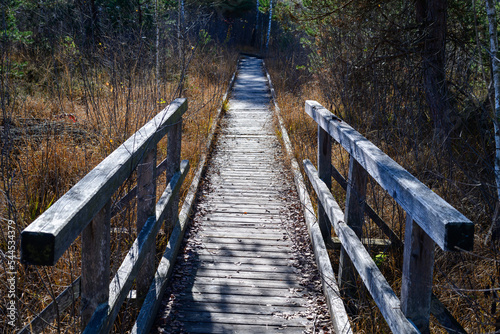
[2,0,500,332]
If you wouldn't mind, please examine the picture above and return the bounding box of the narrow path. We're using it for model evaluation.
[154,56,332,333]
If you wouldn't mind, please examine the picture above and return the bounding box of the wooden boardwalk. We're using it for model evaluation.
[155,57,331,333]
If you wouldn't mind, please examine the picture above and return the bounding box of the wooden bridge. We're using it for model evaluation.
[21,56,474,333]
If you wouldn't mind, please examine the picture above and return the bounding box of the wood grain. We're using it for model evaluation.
[155,56,333,333]
[305,100,473,251]
[304,159,419,333]
[21,99,188,265]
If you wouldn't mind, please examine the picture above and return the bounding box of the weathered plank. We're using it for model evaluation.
[304,159,419,333]
[136,147,157,302]
[82,161,189,333]
[401,215,436,333]
[318,121,332,244]
[81,200,110,327]
[331,163,403,248]
[192,276,303,289]
[164,119,182,234]
[305,100,473,251]
[193,269,301,281]
[181,322,307,333]
[171,311,308,327]
[339,157,368,295]
[176,293,307,307]
[264,60,353,334]
[178,301,306,314]
[156,57,333,334]
[21,99,188,265]
[131,56,241,334]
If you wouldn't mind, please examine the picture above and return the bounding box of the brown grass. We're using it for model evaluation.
[266,53,497,333]
[0,38,237,332]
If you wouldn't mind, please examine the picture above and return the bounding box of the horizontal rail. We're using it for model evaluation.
[305,100,473,252]
[304,159,419,333]
[330,163,403,248]
[21,98,187,265]
[83,161,189,333]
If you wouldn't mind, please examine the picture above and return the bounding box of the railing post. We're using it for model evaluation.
[401,214,436,333]
[165,119,182,232]
[81,200,111,328]
[136,147,157,302]
[317,125,332,245]
[338,156,367,296]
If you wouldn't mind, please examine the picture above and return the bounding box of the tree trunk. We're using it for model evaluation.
[416,0,450,142]
[266,0,273,52]
[485,0,500,242]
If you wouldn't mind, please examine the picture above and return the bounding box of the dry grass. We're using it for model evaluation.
[266,53,498,333]
[0,38,237,332]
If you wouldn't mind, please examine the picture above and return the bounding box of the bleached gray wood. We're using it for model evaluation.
[171,311,308,327]
[136,147,157,302]
[176,293,307,308]
[179,301,306,314]
[401,214,436,333]
[21,99,188,265]
[111,156,170,217]
[304,159,419,334]
[82,161,189,334]
[164,118,182,233]
[305,100,473,252]
[264,60,352,334]
[18,277,80,334]
[180,323,306,334]
[339,157,368,294]
[131,57,241,334]
[153,57,334,333]
[318,124,332,244]
[329,237,391,250]
[331,163,403,248]
[81,200,110,328]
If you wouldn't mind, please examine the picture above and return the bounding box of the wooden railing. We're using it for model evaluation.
[20,98,189,333]
[303,100,474,333]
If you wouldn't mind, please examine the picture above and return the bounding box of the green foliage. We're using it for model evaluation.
[1,0,33,45]
[199,28,212,46]
[374,252,387,267]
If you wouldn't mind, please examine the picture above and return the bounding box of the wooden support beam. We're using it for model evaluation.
[164,119,182,233]
[318,124,332,244]
[339,157,367,295]
[136,147,157,302]
[81,200,110,328]
[82,161,189,334]
[304,159,418,334]
[111,156,170,217]
[330,163,403,248]
[401,215,436,333]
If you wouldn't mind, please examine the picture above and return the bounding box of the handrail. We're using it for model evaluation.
[83,161,189,333]
[21,98,188,265]
[304,160,419,333]
[305,100,473,252]
[20,98,189,332]
[304,100,473,333]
